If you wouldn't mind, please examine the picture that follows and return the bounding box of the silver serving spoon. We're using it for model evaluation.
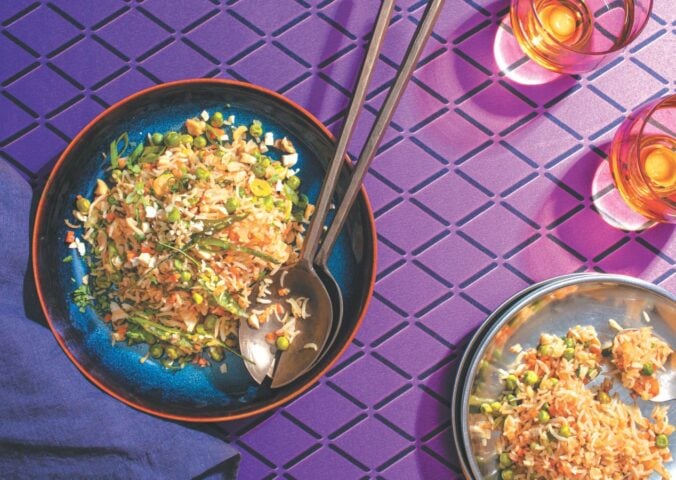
[238,0,395,387]
[240,0,446,388]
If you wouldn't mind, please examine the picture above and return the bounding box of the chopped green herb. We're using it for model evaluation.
[72,284,93,313]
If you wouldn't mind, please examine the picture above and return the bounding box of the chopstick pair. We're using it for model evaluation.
[304,0,446,269]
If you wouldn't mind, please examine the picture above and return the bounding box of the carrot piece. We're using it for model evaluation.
[65,231,75,243]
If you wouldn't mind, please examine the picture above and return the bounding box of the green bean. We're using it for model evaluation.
[194,236,281,264]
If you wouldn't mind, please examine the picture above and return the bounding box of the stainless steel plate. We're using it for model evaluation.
[458,274,675,479]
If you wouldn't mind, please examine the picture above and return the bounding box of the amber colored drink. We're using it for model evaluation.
[609,96,676,223]
[510,0,652,74]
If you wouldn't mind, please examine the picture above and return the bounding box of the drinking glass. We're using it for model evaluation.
[510,0,652,74]
[609,95,675,223]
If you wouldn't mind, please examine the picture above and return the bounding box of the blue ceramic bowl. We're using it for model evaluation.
[33,79,376,422]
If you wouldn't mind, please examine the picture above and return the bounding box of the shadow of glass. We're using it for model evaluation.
[448,1,577,118]
[547,145,674,273]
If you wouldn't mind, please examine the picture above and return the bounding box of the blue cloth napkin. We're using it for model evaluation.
[0,160,240,479]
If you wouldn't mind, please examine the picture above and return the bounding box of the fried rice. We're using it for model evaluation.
[66,111,313,369]
[475,325,674,479]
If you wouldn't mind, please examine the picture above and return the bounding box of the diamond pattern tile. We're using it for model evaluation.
[334,416,411,470]
[97,9,170,60]
[2,1,674,478]
[6,5,80,56]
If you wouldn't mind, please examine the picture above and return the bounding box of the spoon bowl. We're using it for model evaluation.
[310,265,344,370]
[238,261,334,388]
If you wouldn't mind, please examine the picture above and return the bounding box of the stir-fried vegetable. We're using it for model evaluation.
[65,110,313,370]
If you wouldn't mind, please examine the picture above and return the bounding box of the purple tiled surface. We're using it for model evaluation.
[2,0,675,478]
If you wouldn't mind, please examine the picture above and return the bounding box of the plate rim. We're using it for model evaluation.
[31,78,378,422]
[450,273,591,478]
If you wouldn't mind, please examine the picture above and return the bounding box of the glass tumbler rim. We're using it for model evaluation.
[525,0,654,56]
[631,93,676,197]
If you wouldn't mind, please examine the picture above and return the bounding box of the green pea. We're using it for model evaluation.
[538,409,550,423]
[111,169,122,182]
[210,112,224,127]
[564,337,575,348]
[538,344,553,357]
[286,175,301,190]
[491,401,502,415]
[150,344,163,358]
[276,336,290,351]
[598,391,611,404]
[166,346,179,360]
[192,292,204,305]
[297,193,309,210]
[563,347,575,360]
[209,346,224,362]
[249,120,263,137]
[253,164,266,178]
[76,196,91,213]
[151,132,163,145]
[258,157,271,168]
[204,314,218,330]
[263,196,274,211]
[501,469,514,480]
[164,132,180,147]
[225,197,239,214]
[167,207,180,222]
[523,370,539,386]
[480,403,492,415]
[656,434,669,448]
[506,394,518,406]
[498,452,513,469]
[504,374,518,391]
[559,424,571,438]
[194,135,207,149]
[181,134,193,145]
[180,271,192,282]
[641,362,654,376]
[196,166,210,180]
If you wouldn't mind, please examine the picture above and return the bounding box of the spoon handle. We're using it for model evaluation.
[314,0,445,268]
[299,0,395,265]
